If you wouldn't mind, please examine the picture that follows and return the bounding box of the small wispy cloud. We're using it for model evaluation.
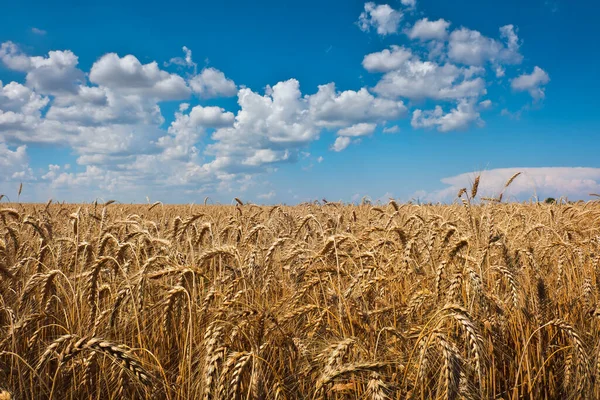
[545,1,559,13]
[31,27,47,35]
[165,46,197,73]
[257,190,276,200]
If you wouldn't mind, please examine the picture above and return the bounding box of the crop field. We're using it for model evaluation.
[1,188,600,399]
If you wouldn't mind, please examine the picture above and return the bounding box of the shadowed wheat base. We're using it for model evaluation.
[1,193,600,399]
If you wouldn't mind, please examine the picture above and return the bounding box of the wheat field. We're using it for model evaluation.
[1,184,600,399]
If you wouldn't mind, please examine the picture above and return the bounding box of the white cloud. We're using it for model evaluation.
[230,79,316,143]
[31,27,47,35]
[189,105,235,128]
[0,80,48,135]
[89,53,190,100]
[500,25,520,52]
[411,99,482,132]
[45,86,164,126]
[1,82,168,161]
[77,103,235,191]
[495,66,505,78]
[205,80,318,173]
[0,80,48,115]
[479,99,492,109]
[383,125,400,133]
[0,42,32,71]
[332,136,352,152]
[258,190,276,200]
[44,165,131,192]
[189,67,237,98]
[317,156,324,163]
[1,43,406,196]
[203,79,315,175]
[358,2,402,36]
[204,80,404,170]
[243,149,289,166]
[511,66,550,100]
[167,46,197,72]
[27,50,85,94]
[408,18,450,41]
[155,105,234,162]
[372,57,486,100]
[400,0,416,7]
[309,83,406,126]
[42,164,61,180]
[71,124,165,158]
[337,122,376,137]
[362,46,413,73]
[430,167,600,201]
[0,143,32,180]
[448,25,522,66]
[0,42,85,95]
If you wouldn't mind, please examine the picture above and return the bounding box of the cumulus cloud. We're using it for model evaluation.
[332,136,352,152]
[383,125,400,133]
[511,66,550,100]
[407,18,450,41]
[189,67,237,98]
[372,57,486,100]
[80,103,235,191]
[90,53,190,100]
[337,122,376,137]
[71,124,166,159]
[45,86,164,127]
[429,167,600,201]
[495,66,505,78]
[500,24,519,52]
[44,164,133,192]
[448,25,522,66]
[243,149,290,166]
[202,79,403,174]
[411,99,482,132]
[1,37,406,198]
[188,105,235,127]
[358,3,402,36]
[0,80,48,116]
[309,83,406,126]
[0,42,32,71]
[362,46,413,73]
[155,105,234,162]
[27,50,85,94]
[0,45,185,169]
[0,41,85,94]
[0,143,32,180]
[204,79,314,175]
[0,80,48,136]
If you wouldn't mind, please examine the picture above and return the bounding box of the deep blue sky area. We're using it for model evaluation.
[1,0,599,203]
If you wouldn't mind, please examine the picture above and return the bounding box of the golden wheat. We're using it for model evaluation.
[0,196,599,398]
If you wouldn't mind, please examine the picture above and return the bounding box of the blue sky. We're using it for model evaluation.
[1,0,599,203]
